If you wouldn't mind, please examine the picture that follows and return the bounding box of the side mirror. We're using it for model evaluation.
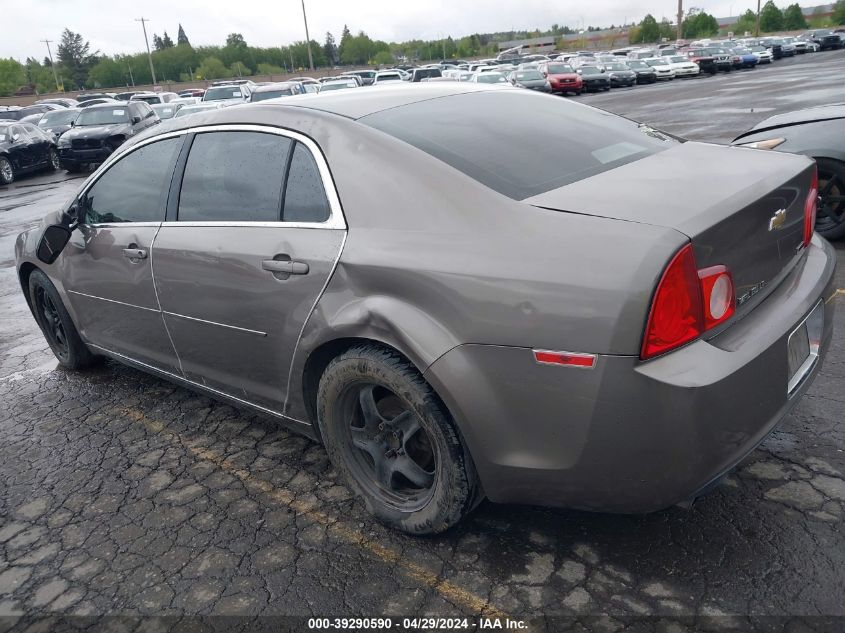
[131,116,141,124]
[37,225,72,264]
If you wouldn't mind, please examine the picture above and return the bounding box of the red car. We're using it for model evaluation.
[538,61,583,96]
[178,88,206,98]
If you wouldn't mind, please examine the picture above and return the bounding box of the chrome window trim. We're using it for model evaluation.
[174,124,345,230]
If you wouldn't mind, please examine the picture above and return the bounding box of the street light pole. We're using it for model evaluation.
[135,17,157,85]
[301,0,314,70]
[41,39,62,92]
[755,0,762,36]
[677,0,684,41]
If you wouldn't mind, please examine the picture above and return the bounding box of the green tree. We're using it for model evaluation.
[338,24,351,63]
[809,5,830,27]
[734,9,758,34]
[0,58,26,97]
[196,56,230,79]
[658,19,676,40]
[177,24,191,46]
[88,56,127,88]
[831,0,845,25]
[759,0,784,31]
[162,32,175,48]
[372,50,394,65]
[24,58,57,93]
[153,34,165,51]
[323,32,337,65]
[57,28,97,89]
[226,33,247,49]
[151,44,199,82]
[683,9,720,38]
[637,14,661,42]
[257,62,285,75]
[783,3,807,29]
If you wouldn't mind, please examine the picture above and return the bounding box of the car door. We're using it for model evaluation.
[60,134,184,373]
[151,126,346,412]
[7,125,35,173]
[21,123,50,165]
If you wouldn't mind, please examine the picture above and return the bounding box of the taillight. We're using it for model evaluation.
[641,244,736,360]
[803,167,818,248]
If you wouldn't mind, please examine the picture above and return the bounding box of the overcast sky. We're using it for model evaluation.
[9,0,747,61]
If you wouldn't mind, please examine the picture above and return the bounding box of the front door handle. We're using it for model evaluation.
[261,259,309,275]
[122,247,147,260]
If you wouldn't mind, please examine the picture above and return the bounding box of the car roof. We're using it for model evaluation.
[253,82,300,92]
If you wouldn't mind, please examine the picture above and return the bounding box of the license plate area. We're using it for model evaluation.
[787,300,824,394]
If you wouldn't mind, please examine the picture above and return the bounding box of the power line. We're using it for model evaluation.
[135,17,158,85]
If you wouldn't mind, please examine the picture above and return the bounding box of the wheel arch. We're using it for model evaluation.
[17,261,40,316]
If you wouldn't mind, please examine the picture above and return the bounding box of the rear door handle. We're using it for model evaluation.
[122,248,147,260]
[261,259,309,275]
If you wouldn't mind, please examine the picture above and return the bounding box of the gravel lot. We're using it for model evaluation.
[1,50,844,631]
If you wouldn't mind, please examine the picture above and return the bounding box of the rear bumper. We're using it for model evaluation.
[425,236,836,512]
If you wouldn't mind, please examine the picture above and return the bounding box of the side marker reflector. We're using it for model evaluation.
[533,350,597,369]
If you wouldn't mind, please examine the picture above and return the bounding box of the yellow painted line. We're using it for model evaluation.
[826,289,845,304]
[114,406,509,619]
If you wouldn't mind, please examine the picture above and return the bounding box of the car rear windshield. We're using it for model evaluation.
[40,109,78,126]
[252,89,295,101]
[132,95,161,104]
[546,64,573,73]
[515,71,543,80]
[204,86,242,100]
[76,107,129,126]
[362,91,678,200]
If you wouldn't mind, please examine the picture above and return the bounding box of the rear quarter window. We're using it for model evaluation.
[362,90,678,200]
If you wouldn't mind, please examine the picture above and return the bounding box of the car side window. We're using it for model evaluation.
[283,142,331,223]
[178,131,292,222]
[82,137,181,224]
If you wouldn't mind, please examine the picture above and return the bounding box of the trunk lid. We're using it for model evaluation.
[524,141,815,316]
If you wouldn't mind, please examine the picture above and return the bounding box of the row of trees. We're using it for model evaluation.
[3,4,844,96]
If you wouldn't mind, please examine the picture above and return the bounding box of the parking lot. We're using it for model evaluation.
[1,50,844,631]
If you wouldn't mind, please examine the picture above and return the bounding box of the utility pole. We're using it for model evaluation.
[41,39,62,92]
[301,0,314,70]
[755,0,762,36]
[135,17,157,85]
[127,62,135,86]
[677,0,684,41]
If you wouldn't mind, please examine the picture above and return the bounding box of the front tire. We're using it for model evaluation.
[28,270,98,370]
[48,148,60,172]
[318,345,479,535]
[815,158,845,240]
[0,156,14,185]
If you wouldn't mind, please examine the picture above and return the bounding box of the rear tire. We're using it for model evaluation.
[318,345,479,535]
[815,158,845,240]
[28,270,98,370]
[0,156,14,185]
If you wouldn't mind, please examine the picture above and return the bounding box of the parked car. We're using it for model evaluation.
[249,82,305,102]
[37,107,80,140]
[733,103,845,239]
[202,84,251,104]
[173,103,226,118]
[748,45,773,64]
[730,48,759,69]
[178,89,206,98]
[151,103,183,120]
[685,49,718,74]
[342,70,377,86]
[576,65,611,91]
[624,59,658,83]
[17,84,835,535]
[115,92,143,101]
[35,98,79,108]
[700,47,733,71]
[602,62,637,87]
[536,61,583,95]
[783,37,808,54]
[318,79,359,92]
[507,69,551,92]
[76,93,115,103]
[57,101,159,171]
[644,58,676,80]
[801,30,842,51]
[470,72,508,84]
[410,68,442,82]
[0,104,62,121]
[662,55,700,77]
[78,98,122,108]
[374,71,404,84]
[758,37,784,59]
[131,92,179,105]
[0,121,60,185]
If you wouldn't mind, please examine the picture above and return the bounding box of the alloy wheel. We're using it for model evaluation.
[0,158,13,184]
[35,287,69,361]
[49,149,61,171]
[816,169,845,234]
[342,383,437,511]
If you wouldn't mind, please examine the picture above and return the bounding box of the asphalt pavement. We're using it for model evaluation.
[1,50,844,632]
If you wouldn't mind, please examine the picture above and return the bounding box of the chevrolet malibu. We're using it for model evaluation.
[16,84,836,534]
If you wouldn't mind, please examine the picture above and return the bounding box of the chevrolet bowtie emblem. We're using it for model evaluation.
[768,209,787,231]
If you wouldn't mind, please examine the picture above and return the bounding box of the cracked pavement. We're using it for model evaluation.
[2,54,845,632]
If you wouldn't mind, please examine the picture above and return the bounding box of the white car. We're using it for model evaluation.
[374,71,404,84]
[318,79,359,92]
[663,55,700,77]
[748,45,773,63]
[643,58,676,80]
